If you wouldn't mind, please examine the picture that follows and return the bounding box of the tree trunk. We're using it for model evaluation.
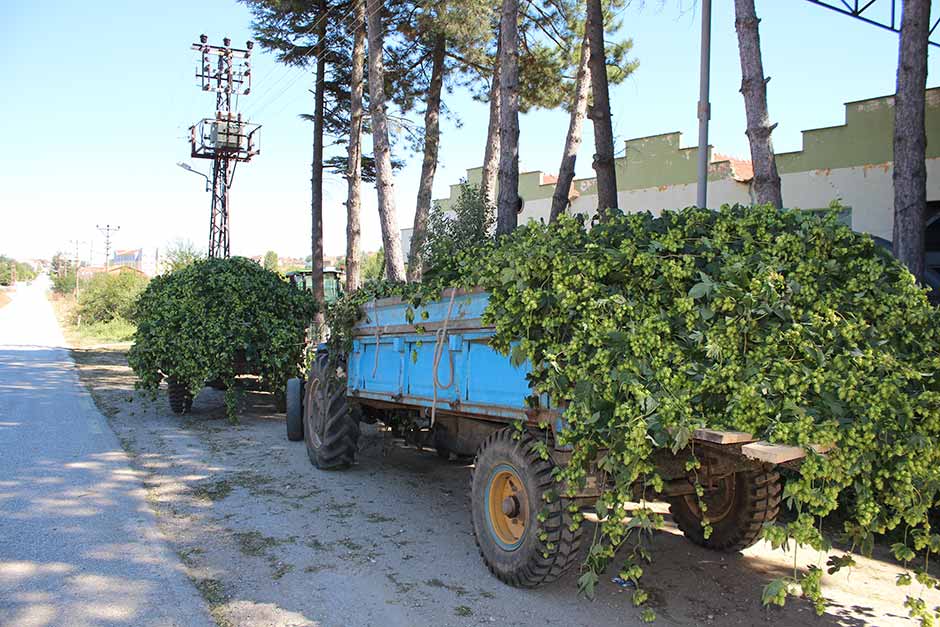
[407,32,446,282]
[733,0,782,209]
[550,29,591,223]
[310,0,327,337]
[586,0,618,220]
[365,0,406,282]
[481,37,501,208]
[496,0,520,236]
[892,0,931,282]
[345,0,366,292]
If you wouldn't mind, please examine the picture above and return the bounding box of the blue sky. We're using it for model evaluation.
[1,0,938,262]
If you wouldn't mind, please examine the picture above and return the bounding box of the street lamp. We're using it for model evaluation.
[177,162,210,192]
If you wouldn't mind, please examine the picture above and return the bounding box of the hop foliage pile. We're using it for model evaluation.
[327,205,940,620]
[476,205,940,617]
[129,257,315,421]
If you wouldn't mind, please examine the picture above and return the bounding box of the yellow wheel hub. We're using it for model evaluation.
[487,466,529,549]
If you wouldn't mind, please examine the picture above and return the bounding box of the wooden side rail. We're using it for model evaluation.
[691,428,833,464]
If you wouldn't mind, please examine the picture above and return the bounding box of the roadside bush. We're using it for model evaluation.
[128,257,315,421]
[49,253,76,293]
[76,270,149,325]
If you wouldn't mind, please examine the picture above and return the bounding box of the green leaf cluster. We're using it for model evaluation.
[128,257,315,421]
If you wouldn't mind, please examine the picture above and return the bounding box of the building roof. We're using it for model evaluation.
[112,249,142,261]
[712,153,754,182]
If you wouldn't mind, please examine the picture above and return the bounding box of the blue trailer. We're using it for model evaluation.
[285,288,786,587]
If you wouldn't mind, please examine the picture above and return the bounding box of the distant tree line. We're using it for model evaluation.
[0,256,37,286]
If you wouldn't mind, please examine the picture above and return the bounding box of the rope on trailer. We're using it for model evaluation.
[371,297,381,378]
[430,288,458,428]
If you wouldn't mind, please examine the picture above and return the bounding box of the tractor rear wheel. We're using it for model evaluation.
[285,378,304,441]
[167,378,193,415]
[303,354,359,469]
[668,468,781,552]
[470,429,582,588]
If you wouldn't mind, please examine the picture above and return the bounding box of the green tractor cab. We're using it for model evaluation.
[285,267,344,303]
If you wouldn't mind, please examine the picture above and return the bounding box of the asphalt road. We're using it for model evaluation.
[0,278,213,627]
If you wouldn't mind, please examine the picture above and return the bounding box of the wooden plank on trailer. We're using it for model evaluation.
[741,441,833,464]
[692,428,756,444]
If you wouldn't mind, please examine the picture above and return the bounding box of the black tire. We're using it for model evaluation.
[668,468,781,552]
[168,379,193,415]
[303,354,359,469]
[286,378,304,442]
[471,429,582,588]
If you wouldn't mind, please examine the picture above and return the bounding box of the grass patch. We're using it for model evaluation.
[386,572,416,594]
[305,538,327,551]
[234,531,284,557]
[303,564,335,574]
[337,537,363,552]
[194,578,234,627]
[454,605,473,617]
[426,578,469,597]
[178,546,205,567]
[270,560,294,580]
[195,577,228,605]
[191,479,233,501]
[76,317,136,342]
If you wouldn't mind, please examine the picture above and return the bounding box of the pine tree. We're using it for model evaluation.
[549,0,636,222]
[892,0,931,282]
[366,0,407,281]
[733,0,782,208]
[345,0,366,291]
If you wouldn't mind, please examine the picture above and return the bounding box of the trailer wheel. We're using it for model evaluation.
[168,378,193,415]
[285,378,304,441]
[303,354,359,469]
[471,429,582,588]
[668,468,781,552]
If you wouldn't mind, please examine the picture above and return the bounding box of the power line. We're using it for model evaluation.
[244,6,350,117]
[96,224,120,271]
[247,1,379,120]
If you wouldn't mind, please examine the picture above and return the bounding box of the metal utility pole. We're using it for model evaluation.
[69,239,86,299]
[696,0,712,209]
[188,35,261,259]
[97,224,119,271]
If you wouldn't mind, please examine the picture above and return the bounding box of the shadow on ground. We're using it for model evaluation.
[57,346,937,627]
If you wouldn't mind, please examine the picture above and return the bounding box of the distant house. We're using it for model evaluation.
[110,248,160,276]
[77,266,105,281]
[111,249,143,272]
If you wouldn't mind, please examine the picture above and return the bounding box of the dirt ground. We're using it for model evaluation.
[67,345,938,627]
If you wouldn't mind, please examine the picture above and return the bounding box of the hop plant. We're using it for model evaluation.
[129,257,315,421]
